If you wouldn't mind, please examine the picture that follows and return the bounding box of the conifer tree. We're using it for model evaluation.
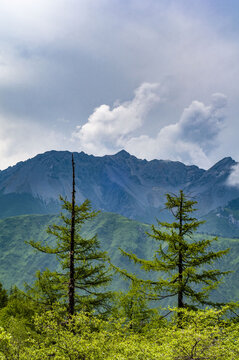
[28,154,112,315]
[119,190,230,310]
[69,153,76,316]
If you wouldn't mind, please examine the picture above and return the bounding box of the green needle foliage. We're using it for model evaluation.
[28,197,112,314]
[119,190,230,311]
[25,269,65,309]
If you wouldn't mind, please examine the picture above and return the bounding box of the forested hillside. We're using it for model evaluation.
[0,211,237,304]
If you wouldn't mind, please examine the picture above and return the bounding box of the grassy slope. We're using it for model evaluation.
[0,213,238,304]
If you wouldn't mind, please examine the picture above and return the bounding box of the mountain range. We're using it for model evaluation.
[0,150,239,225]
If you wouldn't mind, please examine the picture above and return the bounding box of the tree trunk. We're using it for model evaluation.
[68,153,75,316]
[178,191,184,326]
[178,191,184,309]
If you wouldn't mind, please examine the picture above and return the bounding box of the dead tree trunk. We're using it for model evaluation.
[68,153,76,316]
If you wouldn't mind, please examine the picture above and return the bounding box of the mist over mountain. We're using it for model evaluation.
[0,150,238,223]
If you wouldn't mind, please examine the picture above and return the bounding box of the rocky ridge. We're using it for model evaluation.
[0,150,238,223]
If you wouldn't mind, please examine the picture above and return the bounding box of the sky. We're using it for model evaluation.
[0,0,239,170]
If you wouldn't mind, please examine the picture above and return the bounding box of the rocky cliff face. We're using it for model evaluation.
[0,150,238,222]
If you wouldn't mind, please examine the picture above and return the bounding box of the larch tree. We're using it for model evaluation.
[118,190,230,312]
[28,154,112,316]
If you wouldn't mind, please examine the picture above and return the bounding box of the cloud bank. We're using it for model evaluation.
[74,84,227,168]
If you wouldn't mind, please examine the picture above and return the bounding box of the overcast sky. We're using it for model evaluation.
[0,0,239,170]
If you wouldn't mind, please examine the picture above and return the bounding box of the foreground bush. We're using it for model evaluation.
[0,307,239,359]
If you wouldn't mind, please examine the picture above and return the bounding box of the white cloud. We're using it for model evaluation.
[73,86,227,169]
[178,93,226,150]
[73,82,160,154]
[126,93,227,168]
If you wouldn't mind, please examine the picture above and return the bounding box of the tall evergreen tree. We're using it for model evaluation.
[28,154,112,315]
[69,153,76,316]
[119,190,230,310]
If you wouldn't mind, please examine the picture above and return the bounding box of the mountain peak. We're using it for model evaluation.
[208,157,236,172]
[114,150,132,158]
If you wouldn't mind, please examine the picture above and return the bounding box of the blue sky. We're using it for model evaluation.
[0,0,238,169]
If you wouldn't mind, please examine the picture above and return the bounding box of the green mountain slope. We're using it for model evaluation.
[0,214,59,288]
[0,212,238,305]
[0,212,154,290]
[201,197,239,237]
